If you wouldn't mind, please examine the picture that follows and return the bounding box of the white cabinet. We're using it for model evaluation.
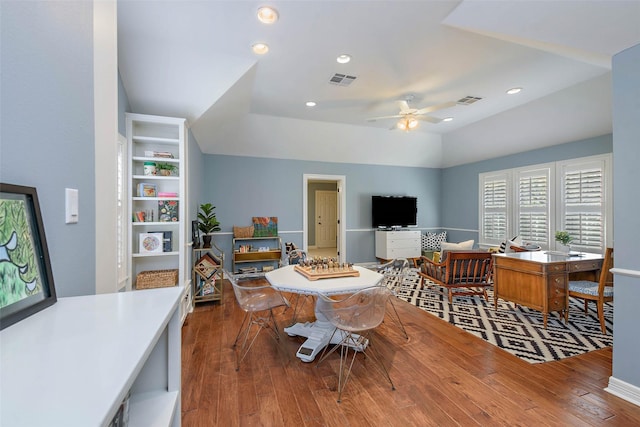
[375,230,421,260]
[0,287,182,427]
[126,113,191,322]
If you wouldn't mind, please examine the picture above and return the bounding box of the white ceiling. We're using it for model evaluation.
[117,0,640,168]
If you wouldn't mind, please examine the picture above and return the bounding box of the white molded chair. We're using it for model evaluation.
[315,286,395,402]
[377,258,410,339]
[228,271,290,370]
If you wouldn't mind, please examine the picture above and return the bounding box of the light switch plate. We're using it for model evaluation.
[65,188,79,224]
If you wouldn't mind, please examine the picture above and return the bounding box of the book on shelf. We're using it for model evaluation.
[195,253,219,278]
[137,183,157,197]
[157,191,178,198]
[144,150,174,159]
[158,200,178,222]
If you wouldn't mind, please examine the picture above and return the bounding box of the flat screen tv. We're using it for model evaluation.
[372,195,418,228]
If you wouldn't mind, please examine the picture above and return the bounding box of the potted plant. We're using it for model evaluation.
[156,162,177,176]
[555,231,573,252]
[197,203,221,248]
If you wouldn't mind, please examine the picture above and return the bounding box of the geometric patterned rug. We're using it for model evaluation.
[395,270,613,363]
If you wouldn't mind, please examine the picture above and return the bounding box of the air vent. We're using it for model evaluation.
[457,96,483,105]
[328,73,357,87]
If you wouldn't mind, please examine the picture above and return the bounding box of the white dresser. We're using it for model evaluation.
[375,230,421,260]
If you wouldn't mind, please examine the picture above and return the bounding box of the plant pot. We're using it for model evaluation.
[202,235,212,248]
[158,169,171,176]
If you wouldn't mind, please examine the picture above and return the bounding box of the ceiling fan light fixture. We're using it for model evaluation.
[408,117,419,129]
[397,116,419,131]
[252,43,269,55]
[257,6,279,24]
[506,87,522,95]
[336,54,351,64]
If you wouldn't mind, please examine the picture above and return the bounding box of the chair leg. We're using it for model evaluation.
[583,299,589,314]
[597,301,607,334]
[385,299,409,340]
[233,309,287,371]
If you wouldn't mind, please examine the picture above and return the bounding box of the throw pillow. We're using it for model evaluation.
[440,239,474,261]
[423,231,447,250]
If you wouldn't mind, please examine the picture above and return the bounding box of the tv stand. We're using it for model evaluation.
[375,230,420,260]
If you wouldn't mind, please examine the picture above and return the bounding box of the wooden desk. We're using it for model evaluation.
[492,252,603,328]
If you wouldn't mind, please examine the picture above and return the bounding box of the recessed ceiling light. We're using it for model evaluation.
[306,101,316,107]
[257,6,279,24]
[252,43,269,55]
[443,117,453,122]
[506,87,522,95]
[336,54,351,64]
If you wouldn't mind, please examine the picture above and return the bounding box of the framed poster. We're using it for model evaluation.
[139,232,164,254]
[252,216,278,237]
[0,183,57,330]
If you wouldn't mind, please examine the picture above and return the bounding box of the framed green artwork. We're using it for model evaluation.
[0,183,57,330]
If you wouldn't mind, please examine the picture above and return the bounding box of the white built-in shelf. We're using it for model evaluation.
[132,156,179,164]
[0,287,182,427]
[132,136,179,145]
[133,251,179,258]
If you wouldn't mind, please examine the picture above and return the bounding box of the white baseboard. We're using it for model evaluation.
[605,376,640,407]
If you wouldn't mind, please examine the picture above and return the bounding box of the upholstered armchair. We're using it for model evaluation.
[417,251,494,303]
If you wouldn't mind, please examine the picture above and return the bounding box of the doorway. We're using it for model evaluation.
[303,174,346,262]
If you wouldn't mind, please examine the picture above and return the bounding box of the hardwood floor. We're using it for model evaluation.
[181,279,640,426]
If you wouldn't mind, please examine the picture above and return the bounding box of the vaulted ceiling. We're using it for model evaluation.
[117,1,640,167]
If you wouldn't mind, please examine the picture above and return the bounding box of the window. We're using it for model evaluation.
[117,134,129,290]
[479,154,611,253]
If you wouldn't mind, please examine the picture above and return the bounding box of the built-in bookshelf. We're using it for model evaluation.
[126,113,191,322]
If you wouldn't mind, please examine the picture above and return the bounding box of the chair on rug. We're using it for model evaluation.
[376,258,410,339]
[417,251,493,303]
[315,286,395,403]
[568,247,614,334]
[228,271,290,370]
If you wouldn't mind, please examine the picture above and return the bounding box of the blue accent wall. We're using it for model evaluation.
[1,1,95,297]
[441,135,613,243]
[202,155,441,264]
[611,43,640,390]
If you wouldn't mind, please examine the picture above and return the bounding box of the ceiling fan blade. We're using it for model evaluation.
[366,114,403,122]
[414,101,456,116]
[416,115,442,124]
[397,100,411,113]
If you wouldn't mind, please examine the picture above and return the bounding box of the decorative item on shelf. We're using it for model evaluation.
[195,253,219,277]
[143,161,156,176]
[139,232,164,254]
[252,216,278,237]
[136,182,157,197]
[155,162,177,176]
[197,203,221,248]
[150,230,172,252]
[144,150,174,159]
[135,269,178,289]
[158,200,178,222]
[233,225,254,238]
[191,220,200,248]
[555,230,573,253]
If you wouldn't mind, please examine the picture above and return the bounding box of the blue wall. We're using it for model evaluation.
[202,155,441,264]
[441,135,613,243]
[1,1,96,297]
[611,43,640,390]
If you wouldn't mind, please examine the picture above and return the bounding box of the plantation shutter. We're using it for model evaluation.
[516,168,550,247]
[480,173,509,245]
[560,159,606,252]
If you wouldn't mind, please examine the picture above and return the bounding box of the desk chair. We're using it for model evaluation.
[315,286,395,402]
[376,258,410,339]
[228,271,290,370]
[568,247,614,334]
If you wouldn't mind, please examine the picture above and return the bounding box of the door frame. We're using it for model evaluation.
[303,174,346,263]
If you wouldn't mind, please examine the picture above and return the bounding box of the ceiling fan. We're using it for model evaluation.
[366,96,456,130]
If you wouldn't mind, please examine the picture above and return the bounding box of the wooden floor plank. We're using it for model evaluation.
[182,279,640,426]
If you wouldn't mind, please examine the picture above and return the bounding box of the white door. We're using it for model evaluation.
[316,190,337,248]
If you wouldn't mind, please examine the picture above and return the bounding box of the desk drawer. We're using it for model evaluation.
[548,274,567,311]
[570,259,602,272]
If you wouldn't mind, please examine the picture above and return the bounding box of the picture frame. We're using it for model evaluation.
[0,183,57,330]
[139,232,164,254]
[136,182,157,197]
[191,220,199,248]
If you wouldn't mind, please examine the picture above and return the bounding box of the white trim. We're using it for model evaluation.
[303,174,346,263]
[610,268,640,278]
[606,376,640,407]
